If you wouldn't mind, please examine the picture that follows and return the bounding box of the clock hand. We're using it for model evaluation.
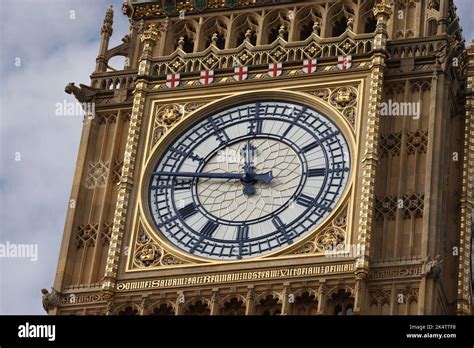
[152,171,273,184]
[241,140,258,196]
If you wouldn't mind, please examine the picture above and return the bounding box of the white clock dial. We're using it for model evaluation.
[148,101,351,260]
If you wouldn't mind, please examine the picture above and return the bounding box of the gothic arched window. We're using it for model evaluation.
[255,295,281,315]
[221,297,246,315]
[118,306,138,315]
[262,10,290,44]
[152,303,175,315]
[329,289,354,316]
[294,6,323,40]
[333,17,348,36]
[293,291,318,315]
[326,3,354,37]
[364,16,377,33]
[230,13,259,47]
[426,19,438,36]
[166,20,197,54]
[359,0,377,34]
[199,17,228,51]
[184,300,210,315]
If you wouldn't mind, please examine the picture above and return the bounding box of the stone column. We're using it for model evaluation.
[210,290,220,315]
[101,24,163,302]
[245,287,256,315]
[280,283,291,315]
[457,42,474,315]
[355,0,391,313]
[316,281,327,315]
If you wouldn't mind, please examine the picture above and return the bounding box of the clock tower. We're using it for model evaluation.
[47,0,473,315]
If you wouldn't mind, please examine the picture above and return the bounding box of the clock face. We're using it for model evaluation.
[148,101,351,260]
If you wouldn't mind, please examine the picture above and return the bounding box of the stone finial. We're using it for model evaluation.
[312,21,320,34]
[211,32,218,45]
[373,0,392,19]
[178,36,185,49]
[278,25,286,38]
[347,17,354,30]
[101,5,114,36]
[245,29,252,42]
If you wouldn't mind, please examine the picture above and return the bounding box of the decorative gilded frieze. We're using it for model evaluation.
[131,224,188,269]
[307,85,358,127]
[151,101,208,147]
[291,208,348,255]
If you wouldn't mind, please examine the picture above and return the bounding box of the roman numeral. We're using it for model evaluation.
[236,225,249,240]
[189,221,219,253]
[272,216,292,244]
[208,118,230,144]
[315,201,333,213]
[151,179,193,191]
[282,107,307,138]
[248,103,263,134]
[301,141,320,153]
[170,147,204,163]
[178,203,198,220]
[200,221,218,237]
[308,168,326,177]
[173,179,193,190]
[296,194,315,207]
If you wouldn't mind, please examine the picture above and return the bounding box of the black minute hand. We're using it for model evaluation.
[152,171,273,184]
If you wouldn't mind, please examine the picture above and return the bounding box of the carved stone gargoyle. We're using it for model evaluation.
[65,82,99,103]
[422,254,443,279]
[41,288,60,312]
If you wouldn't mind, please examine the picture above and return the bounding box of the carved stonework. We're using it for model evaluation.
[76,223,99,248]
[379,132,402,157]
[406,130,428,155]
[41,288,60,312]
[152,102,207,146]
[374,196,397,221]
[402,193,425,219]
[329,86,357,110]
[65,82,99,103]
[111,160,123,184]
[374,193,424,221]
[291,207,348,255]
[399,287,419,304]
[368,286,391,306]
[423,254,443,279]
[131,224,187,269]
[308,86,358,127]
[101,222,113,245]
[97,113,117,125]
[86,160,109,189]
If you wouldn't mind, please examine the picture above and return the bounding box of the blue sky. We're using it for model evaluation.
[0,0,473,314]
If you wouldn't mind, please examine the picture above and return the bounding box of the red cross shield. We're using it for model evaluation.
[199,70,214,85]
[166,73,180,88]
[302,59,317,74]
[268,62,282,77]
[234,66,248,81]
[337,55,352,71]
